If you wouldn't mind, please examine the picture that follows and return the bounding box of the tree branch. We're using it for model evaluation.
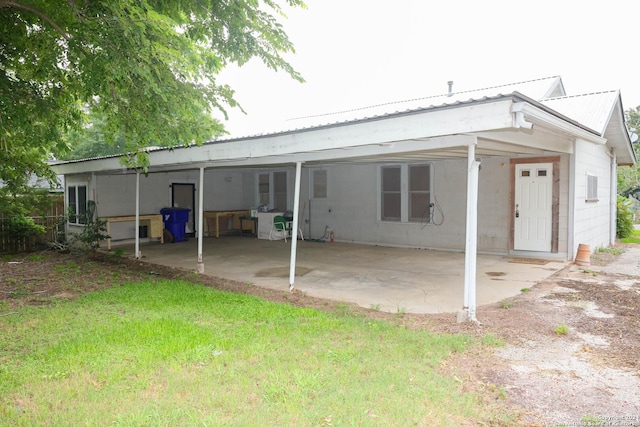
[2,1,71,40]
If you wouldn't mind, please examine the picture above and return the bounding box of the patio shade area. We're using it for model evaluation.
[117,237,567,314]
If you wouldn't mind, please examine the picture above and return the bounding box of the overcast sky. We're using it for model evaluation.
[215,0,640,137]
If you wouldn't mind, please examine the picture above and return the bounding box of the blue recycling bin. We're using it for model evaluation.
[160,207,190,242]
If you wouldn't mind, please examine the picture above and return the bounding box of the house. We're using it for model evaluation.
[50,76,635,320]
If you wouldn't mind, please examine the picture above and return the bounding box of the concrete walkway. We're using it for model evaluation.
[121,236,566,314]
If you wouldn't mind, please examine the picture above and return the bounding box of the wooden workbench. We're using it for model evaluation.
[203,210,250,238]
[101,214,164,249]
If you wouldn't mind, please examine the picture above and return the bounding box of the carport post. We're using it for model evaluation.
[135,171,141,259]
[463,142,480,321]
[197,167,205,273]
[289,161,303,292]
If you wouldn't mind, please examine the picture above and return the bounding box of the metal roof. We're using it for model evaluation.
[254,76,565,134]
[540,91,620,135]
[51,76,635,168]
[540,91,635,165]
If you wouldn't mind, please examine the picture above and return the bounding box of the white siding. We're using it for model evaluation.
[571,139,613,256]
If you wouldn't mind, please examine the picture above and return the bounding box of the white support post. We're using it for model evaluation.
[463,142,480,321]
[610,152,617,246]
[289,161,303,292]
[135,171,141,259]
[197,167,205,273]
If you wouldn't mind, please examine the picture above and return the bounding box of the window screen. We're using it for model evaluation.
[258,174,270,206]
[273,171,287,211]
[409,165,431,222]
[312,169,327,199]
[381,166,401,221]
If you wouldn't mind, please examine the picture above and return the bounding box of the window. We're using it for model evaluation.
[258,174,270,206]
[68,185,88,225]
[409,165,431,222]
[312,169,327,199]
[380,164,432,223]
[381,166,401,221]
[273,171,287,211]
[257,171,288,211]
[586,173,598,202]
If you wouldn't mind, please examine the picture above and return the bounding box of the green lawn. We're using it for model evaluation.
[619,228,640,244]
[0,280,510,426]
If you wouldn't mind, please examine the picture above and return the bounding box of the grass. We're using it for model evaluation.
[0,279,510,426]
[595,246,623,255]
[619,228,640,244]
[499,299,513,309]
[554,324,569,335]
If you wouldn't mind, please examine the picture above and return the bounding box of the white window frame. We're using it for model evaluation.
[378,163,434,223]
[67,184,88,225]
[256,171,289,211]
[586,172,598,202]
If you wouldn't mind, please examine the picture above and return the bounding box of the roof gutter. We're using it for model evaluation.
[511,101,606,145]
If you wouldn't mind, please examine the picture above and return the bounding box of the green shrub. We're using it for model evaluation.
[4,216,45,240]
[616,196,634,238]
[67,201,110,251]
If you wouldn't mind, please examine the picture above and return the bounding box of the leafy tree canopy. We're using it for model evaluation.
[618,106,640,198]
[0,0,305,193]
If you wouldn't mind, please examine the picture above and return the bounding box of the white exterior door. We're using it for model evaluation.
[514,163,552,252]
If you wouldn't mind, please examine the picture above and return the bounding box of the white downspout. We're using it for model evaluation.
[463,140,480,322]
[289,161,303,292]
[197,167,205,273]
[135,171,141,259]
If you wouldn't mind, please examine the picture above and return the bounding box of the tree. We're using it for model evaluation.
[62,110,129,160]
[618,106,640,197]
[1,0,305,190]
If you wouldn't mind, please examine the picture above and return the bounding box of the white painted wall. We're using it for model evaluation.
[571,139,614,256]
[297,157,512,253]
[66,153,586,255]
[72,169,257,241]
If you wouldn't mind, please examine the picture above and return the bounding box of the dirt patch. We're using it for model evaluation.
[1,246,640,425]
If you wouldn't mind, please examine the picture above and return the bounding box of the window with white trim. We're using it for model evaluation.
[380,164,433,223]
[68,185,88,225]
[586,173,598,202]
[257,171,288,211]
[312,169,327,199]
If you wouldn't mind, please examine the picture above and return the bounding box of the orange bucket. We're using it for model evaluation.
[575,244,591,267]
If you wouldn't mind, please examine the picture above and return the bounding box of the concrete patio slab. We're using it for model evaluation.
[119,236,566,314]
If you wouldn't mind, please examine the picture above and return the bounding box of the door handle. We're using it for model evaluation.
[515,204,519,218]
